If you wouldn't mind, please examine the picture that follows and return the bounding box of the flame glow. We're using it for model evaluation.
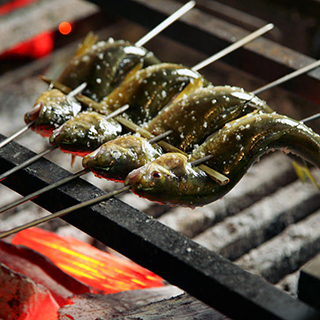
[59,22,72,35]
[12,228,163,294]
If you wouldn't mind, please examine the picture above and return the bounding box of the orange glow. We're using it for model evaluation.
[59,22,72,35]
[0,0,38,16]
[12,228,163,294]
[0,31,54,60]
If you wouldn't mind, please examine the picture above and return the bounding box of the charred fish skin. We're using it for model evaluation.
[100,63,207,125]
[24,89,83,137]
[82,135,163,182]
[145,85,273,152]
[126,113,320,207]
[49,111,122,156]
[58,38,160,102]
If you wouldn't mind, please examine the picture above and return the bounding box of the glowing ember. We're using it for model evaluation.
[59,22,72,35]
[0,0,54,59]
[12,228,163,294]
[0,263,59,320]
[0,0,39,16]
[0,31,54,60]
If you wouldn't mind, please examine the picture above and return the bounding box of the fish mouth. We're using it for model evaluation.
[82,149,100,168]
[124,168,141,186]
[24,102,43,123]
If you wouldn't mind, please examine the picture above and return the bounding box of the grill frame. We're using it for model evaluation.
[1,0,320,318]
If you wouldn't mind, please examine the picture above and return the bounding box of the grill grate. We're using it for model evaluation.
[1,0,320,319]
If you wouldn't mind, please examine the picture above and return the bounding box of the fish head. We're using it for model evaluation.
[125,153,191,206]
[24,89,82,137]
[49,111,122,156]
[82,135,161,182]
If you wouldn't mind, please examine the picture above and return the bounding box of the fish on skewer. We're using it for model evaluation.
[49,63,206,155]
[24,35,160,138]
[19,1,197,142]
[3,111,320,238]
[0,22,274,181]
[82,85,273,182]
[125,112,320,207]
[43,23,276,157]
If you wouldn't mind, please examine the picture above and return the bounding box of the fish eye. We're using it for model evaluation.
[151,171,162,179]
[111,150,121,159]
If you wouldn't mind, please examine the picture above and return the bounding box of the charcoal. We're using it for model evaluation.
[236,209,320,284]
[194,169,320,261]
[0,262,59,320]
[113,293,230,320]
[58,286,183,319]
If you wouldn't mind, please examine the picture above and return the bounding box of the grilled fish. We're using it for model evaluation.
[126,112,320,207]
[50,111,122,156]
[82,85,272,181]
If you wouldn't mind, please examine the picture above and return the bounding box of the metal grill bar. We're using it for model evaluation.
[1,135,319,319]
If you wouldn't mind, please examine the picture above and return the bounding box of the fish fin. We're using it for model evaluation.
[74,32,99,57]
[70,155,77,167]
[121,62,144,83]
[292,160,320,193]
[174,76,204,101]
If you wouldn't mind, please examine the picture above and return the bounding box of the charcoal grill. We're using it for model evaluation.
[1,0,320,319]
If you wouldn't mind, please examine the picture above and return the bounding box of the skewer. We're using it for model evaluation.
[67,82,87,98]
[300,113,320,124]
[0,145,58,182]
[0,121,35,148]
[0,129,173,214]
[135,1,196,47]
[0,22,274,185]
[192,23,274,71]
[0,81,88,150]
[4,105,320,238]
[0,152,215,238]
[0,1,196,151]
[253,59,320,95]
[0,105,130,182]
[0,186,131,239]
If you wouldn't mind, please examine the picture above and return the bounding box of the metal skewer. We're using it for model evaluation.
[2,100,320,240]
[0,129,173,215]
[192,23,274,72]
[0,121,35,149]
[0,1,196,151]
[0,145,58,182]
[67,82,87,98]
[0,20,274,186]
[135,1,196,47]
[253,59,320,95]
[300,113,320,124]
[0,186,131,239]
[0,81,88,151]
[0,105,130,182]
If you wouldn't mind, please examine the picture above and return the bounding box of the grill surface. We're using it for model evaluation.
[1,0,320,319]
